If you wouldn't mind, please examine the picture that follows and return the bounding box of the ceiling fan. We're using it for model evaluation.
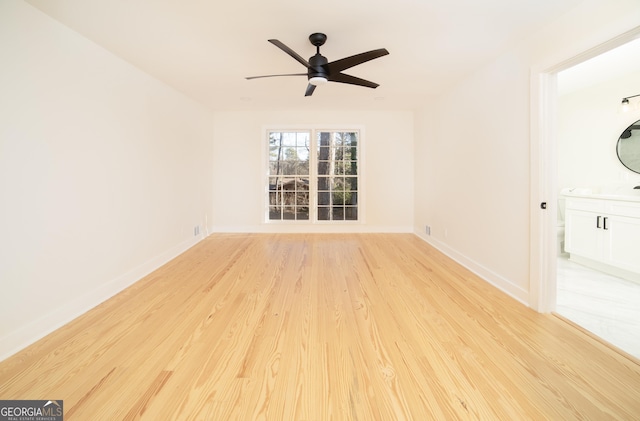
[246,33,389,96]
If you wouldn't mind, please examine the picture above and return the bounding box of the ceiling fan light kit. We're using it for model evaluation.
[309,77,328,86]
[246,33,389,96]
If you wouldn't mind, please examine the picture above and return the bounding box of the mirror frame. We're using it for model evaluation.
[616,119,640,174]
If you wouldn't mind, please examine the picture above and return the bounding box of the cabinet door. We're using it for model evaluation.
[565,209,601,260]
[606,214,640,273]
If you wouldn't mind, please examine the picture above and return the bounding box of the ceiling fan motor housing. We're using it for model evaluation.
[308,54,328,80]
[307,33,329,81]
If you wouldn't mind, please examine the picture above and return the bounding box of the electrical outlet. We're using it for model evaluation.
[194,225,200,236]
[425,225,431,235]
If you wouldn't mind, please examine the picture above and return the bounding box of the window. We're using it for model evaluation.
[267,129,360,222]
[268,131,310,221]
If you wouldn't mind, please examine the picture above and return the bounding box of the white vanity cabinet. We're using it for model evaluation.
[564,195,640,281]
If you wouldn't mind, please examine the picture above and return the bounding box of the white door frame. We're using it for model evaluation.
[529,27,640,312]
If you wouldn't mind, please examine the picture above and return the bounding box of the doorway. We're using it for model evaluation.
[554,38,640,359]
[531,28,640,359]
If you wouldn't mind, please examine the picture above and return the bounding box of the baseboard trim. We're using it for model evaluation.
[414,230,530,306]
[0,235,204,362]
[211,225,414,234]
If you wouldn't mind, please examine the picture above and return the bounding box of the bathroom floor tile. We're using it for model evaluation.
[556,257,640,359]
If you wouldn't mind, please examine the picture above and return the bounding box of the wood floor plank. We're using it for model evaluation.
[1,233,639,420]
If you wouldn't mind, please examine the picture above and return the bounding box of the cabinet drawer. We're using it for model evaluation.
[565,198,604,213]
[606,202,640,218]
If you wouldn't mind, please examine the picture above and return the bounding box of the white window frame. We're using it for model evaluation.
[263,126,364,224]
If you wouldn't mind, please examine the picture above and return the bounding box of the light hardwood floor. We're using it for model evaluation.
[1,234,639,420]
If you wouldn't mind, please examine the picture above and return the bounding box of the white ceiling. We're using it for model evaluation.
[558,37,640,95]
[25,0,584,111]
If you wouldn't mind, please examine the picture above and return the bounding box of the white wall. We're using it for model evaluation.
[414,0,640,306]
[212,110,414,232]
[0,2,214,360]
[558,71,640,193]
[414,53,532,303]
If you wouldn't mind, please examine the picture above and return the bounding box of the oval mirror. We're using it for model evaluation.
[617,119,640,174]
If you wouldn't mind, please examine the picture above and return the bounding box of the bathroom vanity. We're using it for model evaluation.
[564,193,640,283]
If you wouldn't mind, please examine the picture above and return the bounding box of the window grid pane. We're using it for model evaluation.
[268,132,310,221]
[316,131,358,221]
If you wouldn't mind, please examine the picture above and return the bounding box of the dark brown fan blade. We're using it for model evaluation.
[268,39,310,68]
[326,49,389,74]
[328,72,379,89]
[246,73,307,80]
[305,84,316,97]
